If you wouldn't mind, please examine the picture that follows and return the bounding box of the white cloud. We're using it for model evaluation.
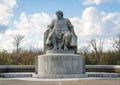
[0,6,120,51]
[70,7,120,50]
[0,0,16,26]
[0,0,16,51]
[0,12,51,51]
[70,7,120,38]
[83,0,112,5]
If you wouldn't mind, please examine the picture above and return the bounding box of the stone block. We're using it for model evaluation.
[35,51,86,78]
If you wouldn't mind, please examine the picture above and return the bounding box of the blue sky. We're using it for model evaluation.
[11,0,120,29]
[13,0,120,16]
[15,0,84,17]
[0,0,120,51]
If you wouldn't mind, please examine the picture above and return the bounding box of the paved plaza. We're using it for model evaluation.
[0,78,120,85]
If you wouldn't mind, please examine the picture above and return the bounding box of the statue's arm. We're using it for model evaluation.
[46,20,54,32]
[67,19,76,35]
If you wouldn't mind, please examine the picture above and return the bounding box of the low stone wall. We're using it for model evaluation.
[0,65,35,73]
[86,65,120,73]
[0,65,120,73]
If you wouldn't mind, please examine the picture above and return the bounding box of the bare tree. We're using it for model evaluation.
[99,38,104,54]
[112,34,120,56]
[89,38,104,64]
[112,34,120,51]
[79,46,89,56]
[13,34,24,58]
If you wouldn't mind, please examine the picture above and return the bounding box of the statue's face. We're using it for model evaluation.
[56,13,62,19]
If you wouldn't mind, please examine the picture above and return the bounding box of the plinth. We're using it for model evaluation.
[33,50,87,78]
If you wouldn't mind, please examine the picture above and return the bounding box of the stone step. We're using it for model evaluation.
[0,72,120,78]
[87,72,120,78]
[0,73,33,78]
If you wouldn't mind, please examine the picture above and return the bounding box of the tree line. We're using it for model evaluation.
[0,34,43,65]
[0,34,120,65]
[78,34,120,65]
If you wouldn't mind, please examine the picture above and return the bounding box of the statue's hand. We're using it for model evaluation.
[46,28,50,32]
[71,31,76,36]
[73,33,76,37]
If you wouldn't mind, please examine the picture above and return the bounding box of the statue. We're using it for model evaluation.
[45,10,77,50]
[34,11,86,78]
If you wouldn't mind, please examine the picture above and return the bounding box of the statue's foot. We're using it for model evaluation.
[64,46,68,50]
[58,47,62,50]
[58,43,62,50]
[47,47,52,50]
[53,47,57,50]
[64,48,68,50]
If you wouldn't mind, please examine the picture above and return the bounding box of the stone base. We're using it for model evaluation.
[34,50,85,78]
[33,74,88,78]
[46,50,75,54]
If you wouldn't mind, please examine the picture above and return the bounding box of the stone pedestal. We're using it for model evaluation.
[33,50,87,78]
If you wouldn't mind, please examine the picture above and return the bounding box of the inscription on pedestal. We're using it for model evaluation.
[36,54,85,75]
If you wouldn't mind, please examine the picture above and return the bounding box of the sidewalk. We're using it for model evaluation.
[0,78,120,85]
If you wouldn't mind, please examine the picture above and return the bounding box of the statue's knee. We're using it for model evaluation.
[64,32,72,38]
[49,32,56,38]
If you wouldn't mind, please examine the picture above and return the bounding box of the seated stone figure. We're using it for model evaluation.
[44,11,77,52]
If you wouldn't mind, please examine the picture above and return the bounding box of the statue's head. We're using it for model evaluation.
[56,10,63,19]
